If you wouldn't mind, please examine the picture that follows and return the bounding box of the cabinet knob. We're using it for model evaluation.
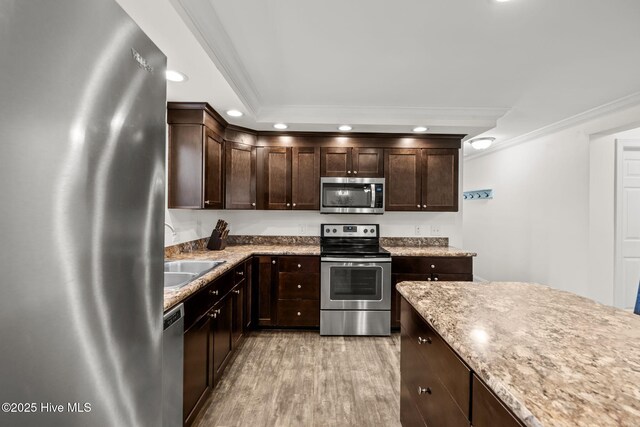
[353,171,358,174]
[204,200,211,205]
[430,264,435,269]
[208,311,217,319]
[347,170,351,174]
[427,277,432,281]
[292,203,296,207]
[297,312,301,316]
[297,264,301,268]
[215,309,221,314]
[423,204,427,208]
[233,289,240,294]
[251,202,256,207]
[433,277,439,281]
[418,336,432,345]
[286,203,290,207]
[209,289,219,296]
[417,386,432,395]
[417,205,421,208]
[297,284,302,289]
[272,260,276,264]
[236,271,244,276]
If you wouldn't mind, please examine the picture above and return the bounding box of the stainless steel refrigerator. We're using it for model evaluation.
[0,1,166,426]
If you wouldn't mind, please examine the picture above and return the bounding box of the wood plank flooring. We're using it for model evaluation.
[193,331,401,427]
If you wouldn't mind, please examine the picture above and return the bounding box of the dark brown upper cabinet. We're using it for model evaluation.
[257,146,320,210]
[320,147,384,177]
[385,148,459,211]
[225,142,256,209]
[167,103,225,209]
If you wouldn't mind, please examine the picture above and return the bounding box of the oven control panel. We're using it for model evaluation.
[321,224,378,237]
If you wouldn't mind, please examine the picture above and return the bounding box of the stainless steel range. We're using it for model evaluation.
[320,224,391,336]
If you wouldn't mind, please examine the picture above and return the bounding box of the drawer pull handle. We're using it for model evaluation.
[417,386,432,395]
[209,290,219,296]
[215,309,221,314]
[418,336,432,345]
[233,289,240,294]
[297,312,301,316]
[208,311,217,319]
[236,271,244,276]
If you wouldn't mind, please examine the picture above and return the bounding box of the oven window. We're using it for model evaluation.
[330,266,381,300]
[322,184,372,207]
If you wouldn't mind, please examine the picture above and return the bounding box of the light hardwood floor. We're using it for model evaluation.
[193,331,401,427]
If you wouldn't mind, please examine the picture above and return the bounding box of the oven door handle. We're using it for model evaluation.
[321,257,391,263]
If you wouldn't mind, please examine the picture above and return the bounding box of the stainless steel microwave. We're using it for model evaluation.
[320,177,385,214]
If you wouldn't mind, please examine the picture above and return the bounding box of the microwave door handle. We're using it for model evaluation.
[370,184,375,208]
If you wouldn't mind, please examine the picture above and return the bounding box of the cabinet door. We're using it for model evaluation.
[168,124,204,208]
[183,313,211,424]
[472,375,524,427]
[211,297,233,384]
[320,147,352,176]
[385,149,422,211]
[352,147,384,177]
[291,147,320,210]
[256,256,277,326]
[231,282,244,349]
[422,149,459,211]
[225,142,256,209]
[203,128,224,209]
[258,147,291,210]
[244,259,253,330]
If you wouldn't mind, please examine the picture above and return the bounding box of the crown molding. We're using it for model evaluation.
[465,91,640,161]
[170,0,261,116]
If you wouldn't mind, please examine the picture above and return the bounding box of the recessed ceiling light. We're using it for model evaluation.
[165,70,188,82]
[273,123,288,130]
[413,126,428,133]
[338,125,352,131]
[469,137,496,150]
[226,110,243,117]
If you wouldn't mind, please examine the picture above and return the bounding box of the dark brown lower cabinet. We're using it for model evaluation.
[182,266,248,426]
[401,297,524,427]
[182,312,211,426]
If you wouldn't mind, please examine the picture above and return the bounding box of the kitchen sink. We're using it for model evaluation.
[164,272,196,290]
[164,260,226,290]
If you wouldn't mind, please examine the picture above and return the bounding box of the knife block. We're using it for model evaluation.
[206,230,227,251]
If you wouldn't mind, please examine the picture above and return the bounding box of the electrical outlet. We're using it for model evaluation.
[414,225,422,236]
[430,225,441,236]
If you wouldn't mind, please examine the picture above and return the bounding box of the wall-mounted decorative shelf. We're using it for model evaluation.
[463,189,493,200]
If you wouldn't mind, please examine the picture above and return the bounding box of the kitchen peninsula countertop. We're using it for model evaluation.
[164,244,476,311]
[396,281,640,427]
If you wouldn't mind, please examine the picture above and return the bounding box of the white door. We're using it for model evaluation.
[615,140,640,309]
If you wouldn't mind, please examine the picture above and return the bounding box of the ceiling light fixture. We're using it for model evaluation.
[165,70,188,82]
[226,109,243,117]
[338,125,352,131]
[413,126,428,133]
[273,123,288,130]
[469,137,495,150]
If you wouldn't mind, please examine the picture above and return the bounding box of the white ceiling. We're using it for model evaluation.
[117,0,640,151]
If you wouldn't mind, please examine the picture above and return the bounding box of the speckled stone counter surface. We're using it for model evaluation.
[396,281,640,427]
[163,241,475,311]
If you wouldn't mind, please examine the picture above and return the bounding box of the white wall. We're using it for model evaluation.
[165,209,463,248]
[463,103,640,305]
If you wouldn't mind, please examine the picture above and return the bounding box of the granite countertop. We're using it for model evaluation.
[396,281,640,427]
[164,244,475,311]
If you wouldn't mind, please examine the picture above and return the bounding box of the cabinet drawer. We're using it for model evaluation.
[401,331,469,427]
[472,375,524,427]
[277,300,319,327]
[278,256,319,273]
[401,298,470,418]
[278,272,319,300]
[184,271,234,330]
[392,256,472,275]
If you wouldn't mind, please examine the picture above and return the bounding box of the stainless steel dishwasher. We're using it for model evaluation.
[163,303,184,427]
